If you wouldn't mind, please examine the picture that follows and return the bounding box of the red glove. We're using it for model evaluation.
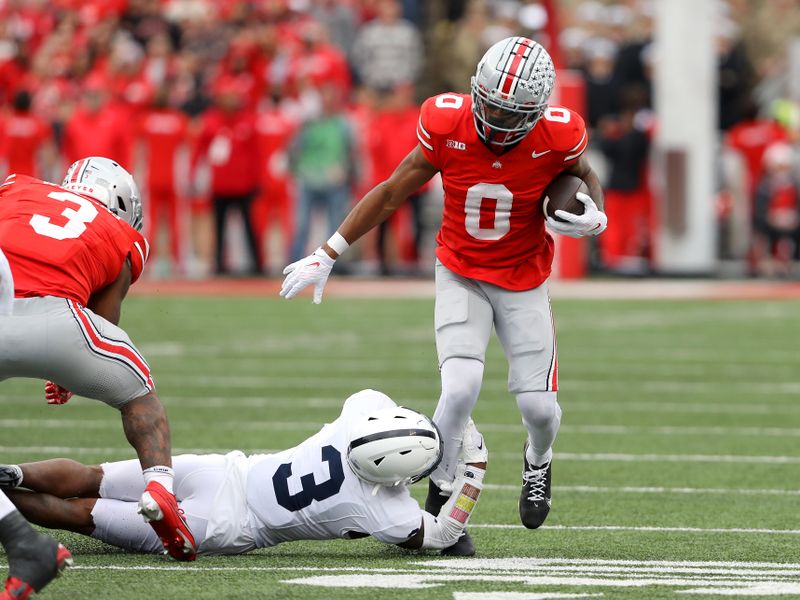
[45,381,73,405]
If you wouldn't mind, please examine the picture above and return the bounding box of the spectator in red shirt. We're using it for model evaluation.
[725,102,788,200]
[61,77,133,169]
[0,90,55,179]
[192,80,263,275]
[135,87,190,274]
[254,93,298,273]
[286,21,351,99]
[367,82,425,275]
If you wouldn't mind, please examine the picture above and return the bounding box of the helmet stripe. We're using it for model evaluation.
[348,428,436,450]
[508,41,535,96]
[69,159,85,183]
[500,38,533,96]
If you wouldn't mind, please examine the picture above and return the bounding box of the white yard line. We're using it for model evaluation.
[133,374,800,397]
[1,445,797,465]
[5,419,800,438]
[2,395,798,416]
[483,484,800,496]
[509,452,800,464]
[2,558,799,571]
[468,524,800,535]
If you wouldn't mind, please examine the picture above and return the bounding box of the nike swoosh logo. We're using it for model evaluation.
[477,437,484,450]
[308,262,321,268]
[531,149,551,159]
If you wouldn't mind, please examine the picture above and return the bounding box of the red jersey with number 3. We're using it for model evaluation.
[417,93,588,290]
[0,174,148,305]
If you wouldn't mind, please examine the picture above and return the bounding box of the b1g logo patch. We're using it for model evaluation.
[446,139,466,150]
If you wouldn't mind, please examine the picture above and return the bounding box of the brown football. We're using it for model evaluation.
[541,174,587,222]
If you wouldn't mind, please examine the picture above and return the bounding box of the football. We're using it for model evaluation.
[541,174,587,222]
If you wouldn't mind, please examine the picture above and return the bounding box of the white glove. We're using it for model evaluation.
[545,192,608,238]
[280,248,335,304]
[460,419,488,465]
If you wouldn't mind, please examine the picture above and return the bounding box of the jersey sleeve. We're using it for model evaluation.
[549,107,588,166]
[416,94,466,170]
[416,98,438,166]
[368,488,424,545]
[124,228,150,284]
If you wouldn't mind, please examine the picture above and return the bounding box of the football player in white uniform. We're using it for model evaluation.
[1,390,487,556]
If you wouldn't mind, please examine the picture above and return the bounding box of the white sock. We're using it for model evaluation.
[142,466,174,494]
[526,446,553,468]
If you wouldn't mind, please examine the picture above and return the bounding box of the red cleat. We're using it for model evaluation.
[1,543,72,600]
[137,481,197,561]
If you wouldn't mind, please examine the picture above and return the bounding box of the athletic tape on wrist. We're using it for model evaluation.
[143,466,174,477]
[326,232,349,256]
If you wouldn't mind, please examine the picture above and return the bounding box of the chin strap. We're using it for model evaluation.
[421,465,485,550]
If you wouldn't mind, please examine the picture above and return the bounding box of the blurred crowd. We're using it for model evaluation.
[0,0,799,278]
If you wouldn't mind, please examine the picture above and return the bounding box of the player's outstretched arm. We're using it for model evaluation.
[398,422,487,551]
[398,460,486,551]
[280,146,438,303]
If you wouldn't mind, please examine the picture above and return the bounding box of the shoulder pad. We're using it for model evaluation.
[420,94,470,137]
[538,106,588,156]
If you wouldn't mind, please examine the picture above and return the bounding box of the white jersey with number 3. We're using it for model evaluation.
[244,392,423,547]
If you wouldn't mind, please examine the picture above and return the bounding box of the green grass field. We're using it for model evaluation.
[2,294,800,599]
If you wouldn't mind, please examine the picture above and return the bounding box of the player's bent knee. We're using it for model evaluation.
[70,498,100,535]
[441,357,483,407]
[516,391,560,428]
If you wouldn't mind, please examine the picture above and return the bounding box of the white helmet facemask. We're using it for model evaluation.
[471,36,555,149]
[62,157,143,231]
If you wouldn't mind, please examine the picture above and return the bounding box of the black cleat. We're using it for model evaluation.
[441,530,475,557]
[425,480,476,556]
[0,464,22,489]
[519,442,552,529]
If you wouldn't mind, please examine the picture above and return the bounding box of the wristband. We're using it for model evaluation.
[326,232,350,256]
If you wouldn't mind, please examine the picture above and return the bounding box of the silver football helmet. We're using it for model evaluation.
[347,404,442,488]
[62,157,143,231]
[471,36,555,149]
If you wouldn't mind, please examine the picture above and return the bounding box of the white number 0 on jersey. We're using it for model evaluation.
[464,183,513,240]
[29,191,99,241]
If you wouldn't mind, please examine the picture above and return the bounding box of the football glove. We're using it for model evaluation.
[280,248,335,304]
[45,382,72,405]
[545,192,608,238]
[460,419,488,465]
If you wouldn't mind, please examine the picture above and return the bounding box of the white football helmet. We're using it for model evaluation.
[62,157,143,231]
[347,405,442,487]
[471,36,555,149]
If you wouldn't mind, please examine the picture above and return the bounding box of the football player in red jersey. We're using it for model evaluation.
[281,37,608,555]
[0,158,197,566]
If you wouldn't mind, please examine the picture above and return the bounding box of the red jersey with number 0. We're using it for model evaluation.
[417,93,587,290]
[0,174,148,305]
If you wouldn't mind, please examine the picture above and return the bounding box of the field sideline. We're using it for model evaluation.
[2,283,799,599]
